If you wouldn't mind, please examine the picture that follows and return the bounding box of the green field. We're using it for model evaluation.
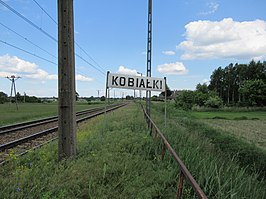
[191,111,266,120]
[1,103,266,198]
[190,110,266,151]
[0,102,105,127]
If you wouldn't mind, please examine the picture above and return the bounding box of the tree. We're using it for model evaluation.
[239,79,266,106]
[194,83,209,106]
[75,91,79,101]
[175,90,195,110]
[209,60,266,106]
[0,92,8,104]
[100,96,105,101]
[204,96,223,108]
[160,84,172,98]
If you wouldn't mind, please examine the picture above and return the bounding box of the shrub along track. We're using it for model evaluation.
[0,103,127,164]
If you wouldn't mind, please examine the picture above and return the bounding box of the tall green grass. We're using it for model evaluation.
[151,102,266,198]
[191,111,266,120]
[0,104,177,198]
[1,103,265,198]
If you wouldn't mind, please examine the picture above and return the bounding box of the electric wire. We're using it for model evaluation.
[32,0,107,74]
[0,39,57,65]
[1,0,106,81]
[32,0,57,25]
[75,54,105,76]
[75,42,106,73]
[0,22,57,59]
[0,0,57,42]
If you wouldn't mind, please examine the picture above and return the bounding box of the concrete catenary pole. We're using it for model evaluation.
[58,0,76,160]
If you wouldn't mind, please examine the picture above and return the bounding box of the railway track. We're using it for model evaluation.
[0,103,127,164]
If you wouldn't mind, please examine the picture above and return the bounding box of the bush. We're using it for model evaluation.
[204,96,223,108]
[175,90,195,110]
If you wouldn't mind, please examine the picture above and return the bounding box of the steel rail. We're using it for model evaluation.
[141,104,208,199]
[0,105,118,135]
[0,103,127,152]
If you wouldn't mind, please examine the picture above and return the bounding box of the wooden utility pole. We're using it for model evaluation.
[58,0,76,160]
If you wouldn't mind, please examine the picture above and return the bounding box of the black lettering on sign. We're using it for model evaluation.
[153,80,159,89]
[112,76,118,86]
[160,80,162,90]
[139,79,145,88]
[146,79,152,88]
[128,78,134,87]
[120,77,126,86]
[136,78,139,87]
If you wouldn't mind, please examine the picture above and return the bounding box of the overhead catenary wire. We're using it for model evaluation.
[75,42,106,73]
[0,22,57,59]
[32,0,107,74]
[32,0,57,25]
[75,53,105,76]
[0,0,57,43]
[0,38,104,86]
[0,39,57,65]
[1,0,106,79]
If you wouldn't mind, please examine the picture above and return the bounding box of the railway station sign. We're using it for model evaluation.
[107,73,165,92]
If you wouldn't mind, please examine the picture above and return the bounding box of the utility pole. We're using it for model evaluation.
[137,72,142,101]
[58,0,76,160]
[97,90,100,99]
[146,0,152,116]
[6,75,20,110]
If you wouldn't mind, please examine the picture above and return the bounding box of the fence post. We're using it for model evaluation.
[176,171,184,199]
[161,141,165,160]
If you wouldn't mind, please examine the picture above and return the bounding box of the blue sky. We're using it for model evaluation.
[0,0,266,97]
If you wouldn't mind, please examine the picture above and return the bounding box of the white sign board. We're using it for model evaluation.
[107,73,165,92]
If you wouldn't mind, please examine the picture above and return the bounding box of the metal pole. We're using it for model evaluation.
[146,0,152,116]
[7,76,20,109]
[13,78,18,110]
[9,78,13,105]
[104,71,110,131]
[164,77,167,129]
[58,0,76,160]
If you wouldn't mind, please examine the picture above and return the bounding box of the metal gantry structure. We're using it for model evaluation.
[146,0,152,116]
[6,75,21,110]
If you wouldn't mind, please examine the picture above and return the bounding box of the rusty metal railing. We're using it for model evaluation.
[141,105,208,199]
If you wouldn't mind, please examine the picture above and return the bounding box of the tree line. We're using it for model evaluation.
[0,92,41,103]
[175,60,266,109]
[209,60,266,106]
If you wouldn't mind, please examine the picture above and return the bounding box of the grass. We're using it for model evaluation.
[190,107,266,152]
[201,119,266,151]
[1,102,266,198]
[191,111,266,120]
[0,103,177,199]
[151,102,266,198]
[0,102,106,127]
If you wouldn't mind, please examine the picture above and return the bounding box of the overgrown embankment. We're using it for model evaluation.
[151,102,266,198]
[0,103,266,198]
[0,103,177,198]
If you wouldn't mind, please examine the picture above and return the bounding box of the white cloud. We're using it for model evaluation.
[0,54,57,80]
[117,65,138,76]
[162,51,176,55]
[157,62,188,75]
[199,2,219,15]
[177,18,266,60]
[76,74,94,82]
